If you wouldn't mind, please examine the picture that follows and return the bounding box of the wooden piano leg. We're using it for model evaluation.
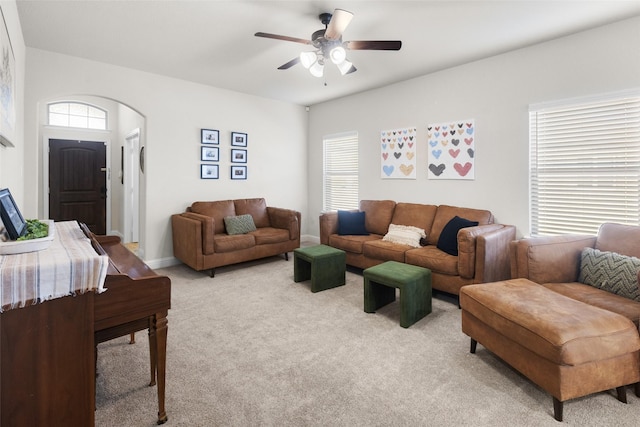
[148,317,157,386]
[154,313,169,425]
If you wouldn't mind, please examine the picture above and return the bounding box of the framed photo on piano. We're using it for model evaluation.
[0,188,26,240]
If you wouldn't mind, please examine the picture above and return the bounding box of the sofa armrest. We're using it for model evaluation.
[509,234,596,284]
[457,224,514,280]
[471,225,517,283]
[319,211,339,245]
[267,207,301,240]
[177,212,216,255]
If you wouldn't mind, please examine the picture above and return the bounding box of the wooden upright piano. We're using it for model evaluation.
[83,224,171,425]
[0,221,171,426]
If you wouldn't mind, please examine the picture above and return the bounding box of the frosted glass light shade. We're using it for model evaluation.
[300,51,317,69]
[309,62,324,77]
[337,60,354,75]
[329,46,346,64]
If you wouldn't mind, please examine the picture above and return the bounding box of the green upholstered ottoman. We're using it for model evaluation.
[294,245,346,293]
[364,261,432,328]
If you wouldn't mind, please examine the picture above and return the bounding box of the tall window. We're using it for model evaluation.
[48,102,107,130]
[323,132,359,211]
[529,90,640,236]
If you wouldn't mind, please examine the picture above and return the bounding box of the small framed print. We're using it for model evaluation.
[201,164,219,179]
[231,165,247,180]
[201,146,219,162]
[231,149,247,163]
[231,131,248,147]
[201,129,219,144]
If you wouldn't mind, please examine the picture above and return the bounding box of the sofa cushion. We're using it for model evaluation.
[579,248,640,302]
[234,198,270,228]
[224,214,257,235]
[389,203,437,234]
[595,222,640,258]
[191,200,236,234]
[250,227,290,245]
[213,233,255,253]
[359,200,396,236]
[329,234,380,254]
[428,205,492,245]
[382,224,425,248]
[363,239,410,262]
[405,246,459,276]
[337,210,369,235]
[437,216,479,256]
[543,282,640,327]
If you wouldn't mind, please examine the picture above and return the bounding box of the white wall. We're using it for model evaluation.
[0,1,25,206]
[24,49,308,266]
[307,16,640,238]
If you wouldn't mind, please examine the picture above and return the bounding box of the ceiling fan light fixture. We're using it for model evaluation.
[329,46,347,64]
[299,51,317,69]
[337,59,354,75]
[309,61,324,78]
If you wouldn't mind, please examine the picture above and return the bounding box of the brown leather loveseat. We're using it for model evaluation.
[171,198,300,276]
[319,200,516,296]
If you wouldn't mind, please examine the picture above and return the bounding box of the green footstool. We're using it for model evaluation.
[294,245,346,293]
[363,261,432,328]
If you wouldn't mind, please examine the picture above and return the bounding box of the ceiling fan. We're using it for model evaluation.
[255,8,402,77]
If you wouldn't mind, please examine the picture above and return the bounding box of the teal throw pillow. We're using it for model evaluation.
[579,247,640,302]
[224,214,257,235]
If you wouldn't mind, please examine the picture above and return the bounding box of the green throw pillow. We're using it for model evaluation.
[578,247,640,302]
[224,214,257,235]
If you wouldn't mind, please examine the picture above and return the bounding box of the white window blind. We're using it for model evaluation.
[529,91,640,236]
[323,132,359,211]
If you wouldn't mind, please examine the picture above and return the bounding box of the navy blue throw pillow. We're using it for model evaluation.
[437,216,479,256]
[337,210,369,236]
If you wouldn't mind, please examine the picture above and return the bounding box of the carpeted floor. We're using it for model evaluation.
[95,256,640,426]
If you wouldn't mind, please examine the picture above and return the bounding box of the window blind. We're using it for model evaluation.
[323,132,359,211]
[529,92,640,236]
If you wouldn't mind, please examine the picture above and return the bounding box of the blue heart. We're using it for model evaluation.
[466,128,473,135]
[382,144,387,149]
[429,140,438,147]
[435,132,440,138]
[383,165,394,176]
[432,149,442,159]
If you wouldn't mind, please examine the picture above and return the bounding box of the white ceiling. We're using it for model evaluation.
[15,0,640,106]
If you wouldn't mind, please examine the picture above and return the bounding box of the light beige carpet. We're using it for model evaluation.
[95,256,639,426]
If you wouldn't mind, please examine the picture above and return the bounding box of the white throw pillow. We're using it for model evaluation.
[382,224,426,248]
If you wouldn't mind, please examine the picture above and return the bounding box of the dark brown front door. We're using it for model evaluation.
[49,139,107,234]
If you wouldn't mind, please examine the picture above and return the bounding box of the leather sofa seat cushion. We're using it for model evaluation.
[328,234,381,254]
[251,227,290,245]
[461,279,640,366]
[389,203,437,233]
[363,240,408,263]
[359,200,396,236]
[214,233,255,253]
[191,200,236,234]
[405,246,459,276]
[543,282,640,327]
[235,198,270,228]
[427,205,493,246]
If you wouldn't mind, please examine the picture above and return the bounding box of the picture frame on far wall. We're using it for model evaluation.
[231,165,247,180]
[231,131,248,147]
[201,129,219,144]
[201,164,219,179]
[231,149,247,163]
[0,7,16,147]
[201,146,219,162]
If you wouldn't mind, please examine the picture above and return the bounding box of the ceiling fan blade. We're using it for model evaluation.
[254,32,312,45]
[344,40,402,51]
[277,57,300,70]
[346,64,357,75]
[324,9,354,41]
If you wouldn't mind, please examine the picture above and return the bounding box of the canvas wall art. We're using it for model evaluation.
[380,126,417,179]
[427,119,475,180]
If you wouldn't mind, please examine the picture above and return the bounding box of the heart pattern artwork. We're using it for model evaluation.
[427,119,475,180]
[381,127,417,179]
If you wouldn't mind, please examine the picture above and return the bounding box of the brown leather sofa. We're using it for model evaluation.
[319,200,516,296]
[171,198,301,276]
[510,222,640,325]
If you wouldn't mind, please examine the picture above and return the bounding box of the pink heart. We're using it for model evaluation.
[449,149,460,158]
[454,162,472,176]
[382,153,389,160]
[465,137,473,145]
